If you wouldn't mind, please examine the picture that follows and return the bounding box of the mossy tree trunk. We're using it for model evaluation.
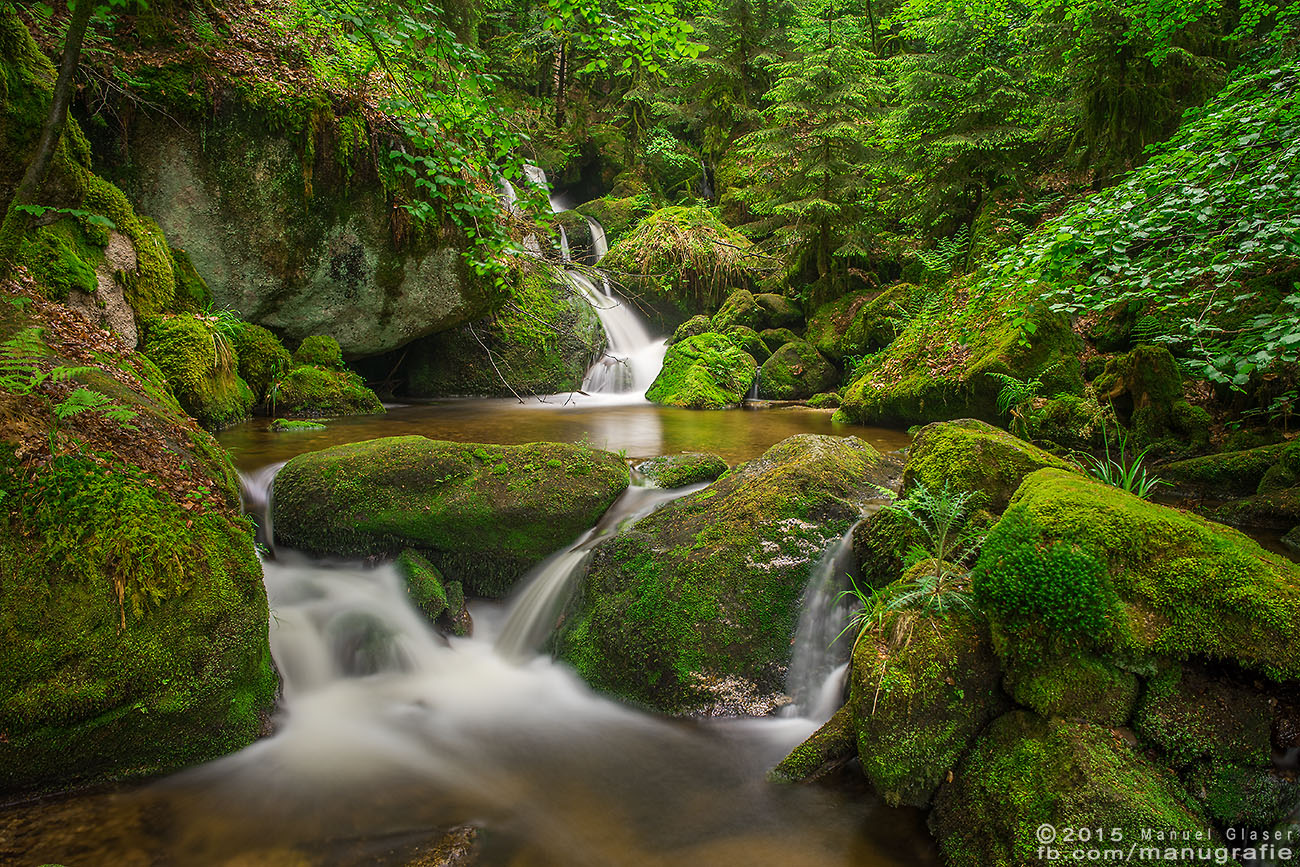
[0,0,95,274]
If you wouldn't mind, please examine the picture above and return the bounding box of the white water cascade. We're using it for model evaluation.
[181,467,884,865]
[781,522,863,722]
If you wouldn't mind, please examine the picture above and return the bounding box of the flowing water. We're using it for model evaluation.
[1,468,936,867]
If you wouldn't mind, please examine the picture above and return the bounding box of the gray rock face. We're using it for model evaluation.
[119,114,496,357]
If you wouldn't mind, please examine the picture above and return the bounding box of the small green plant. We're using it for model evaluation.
[890,481,984,577]
[1077,418,1167,499]
[986,371,1042,438]
[198,307,242,373]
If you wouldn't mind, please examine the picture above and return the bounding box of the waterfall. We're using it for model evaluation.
[699,159,714,201]
[238,462,286,554]
[781,522,861,722]
[587,216,608,263]
[559,225,571,262]
[500,176,519,213]
[570,273,667,398]
[495,477,706,660]
[748,369,761,401]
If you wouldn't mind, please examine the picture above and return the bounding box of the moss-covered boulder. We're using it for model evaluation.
[574,195,653,245]
[758,341,838,400]
[768,704,857,784]
[272,437,630,596]
[1093,345,1210,452]
[292,334,345,368]
[272,365,384,417]
[930,712,1213,867]
[645,332,757,409]
[1134,665,1273,769]
[1162,442,1293,498]
[840,283,918,356]
[973,469,1300,680]
[723,325,771,363]
[711,289,764,332]
[837,279,1082,427]
[902,419,1077,512]
[754,294,802,329]
[807,391,841,409]
[1210,485,1300,530]
[1002,653,1139,727]
[1184,761,1300,829]
[0,274,275,794]
[636,452,728,488]
[759,327,802,353]
[231,321,290,404]
[270,418,326,431]
[669,314,713,346]
[142,313,255,430]
[554,435,895,714]
[851,506,927,590]
[1022,393,1109,451]
[804,289,875,361]
[401,264,604,397]
[848,601,1006,807]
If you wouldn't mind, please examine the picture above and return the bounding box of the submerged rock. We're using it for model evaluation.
[758,341,838,400]
[645,332,757,409]
[272,437,630,596]
[395,549,472,636]
[635,452,729,488]
[553,434,898,714]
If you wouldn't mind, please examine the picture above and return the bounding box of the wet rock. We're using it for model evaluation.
[636,452,728,488]
[758,341,838,400]
[646,332,757,409]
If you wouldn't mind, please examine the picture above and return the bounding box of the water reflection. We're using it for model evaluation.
[218,400,911,471]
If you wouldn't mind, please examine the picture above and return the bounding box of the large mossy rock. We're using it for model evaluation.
[142,313,255,430]
[669,314,713,346]
[711,289,764,332]
[848,601,1006,807]
[837,281,1082,427]
[271,437,630,596]
[272,364,385,417]
[757,341,838,400]
[401,264,604,397]
[645,332,757,409]
[1210,485,1300,530]
[973,469,1300,680]
[554,435,896,714]
[230,321,290,404]
[931,712,1214,867]
[754,293,802,329]
[805,289,876,361]
[0,277,276,794]
[117,109,496,358]
[851,506,927,590]
[902,419,1077,512]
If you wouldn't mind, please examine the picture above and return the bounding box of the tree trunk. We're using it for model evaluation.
[553,40,567,129]
[0,0,96,274]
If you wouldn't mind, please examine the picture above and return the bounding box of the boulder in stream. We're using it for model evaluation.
[553,434,900,715]
[271,436,630,596]
[645,332,757,409]
[757,340,838,400]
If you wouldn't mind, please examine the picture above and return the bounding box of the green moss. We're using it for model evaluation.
[804,289,876,361]
[403,262,604,397]
[636,452,729,488]
[395,548,450,619]
[758,340,838,400]
[1022,393,1109,451]
[711,289,763,332]
[0,449,275,794]
[851,506,927,590]
[574,195,653,245]
[840,283,920,356]
[807,391,841,409]
[850,608,1006,807]
[1184,761,1300,829]
[1003,653,1138,726]
[1210,485,1300,530]
[1094,345,1209,453]
[1161,442,1291,497]
[272,365,384,418]
[271,437,630,597]
[646,332,757,410]
[768,704,856,784]
[723,324,770,363]
[169,247,211,312]
[760,327,803,353]
[554,434,890,714]
[902,419,1077,513]
[293,334,345,368]
[232,322,291,404]
[18,222,99,301]
[669,314,713,346]
[974,469,1300,680]
[270,418,326,431]
[839,278,1083,427]
[142,313,254,430]
[930,712,1210,867]
[1134,664,1272,768]
[753,293,802,329]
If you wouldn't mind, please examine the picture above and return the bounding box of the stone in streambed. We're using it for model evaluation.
[645,332,757,409]
[553,434,900,715]
[636,452,728,488]
[758,341,837,400]
[271,437,629,597]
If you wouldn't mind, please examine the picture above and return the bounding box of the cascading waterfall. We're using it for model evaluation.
[586,216,608,262]
[781,521,863,723]
[122,464,883,864]
[559,224,571,262]
[239,461,286,552]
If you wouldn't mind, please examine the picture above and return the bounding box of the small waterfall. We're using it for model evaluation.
[782,522,861,722]
[238,461,287,553]
[699,159,714,201]
[587,216,608,263]
[571,273,668,397]
[748,369,761,401]
[559,225,571,262]
[495,477,707,661]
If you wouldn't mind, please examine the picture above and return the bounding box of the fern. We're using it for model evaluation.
[917,226,971,278]
[0,327,49,394]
